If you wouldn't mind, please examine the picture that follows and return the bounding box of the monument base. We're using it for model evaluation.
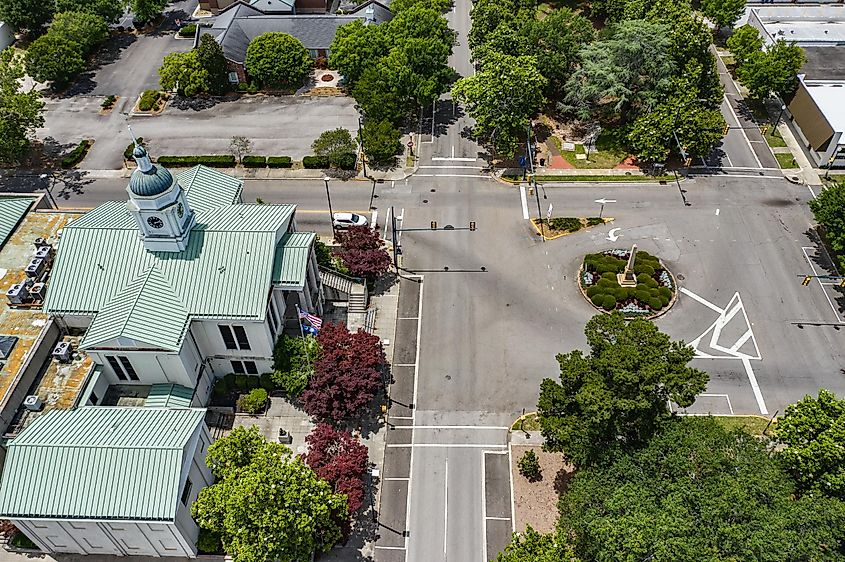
[617,272,637,287]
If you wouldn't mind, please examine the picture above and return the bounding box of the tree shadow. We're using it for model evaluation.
[432,98,463,138]
[554,466,575,496]
[57,33,137,98]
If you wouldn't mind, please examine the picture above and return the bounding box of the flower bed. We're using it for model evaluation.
[532,216,608,239]
[579,249,676,318]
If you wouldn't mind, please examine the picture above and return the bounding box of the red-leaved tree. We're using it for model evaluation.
[336,225,391,280]
[305,423,370,514]
[301,322,385,422]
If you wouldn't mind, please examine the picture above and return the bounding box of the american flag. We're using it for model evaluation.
[298,310,323,330]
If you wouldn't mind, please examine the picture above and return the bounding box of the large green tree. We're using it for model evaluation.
[56,0,125,24]
[352,66,406,125]
[389,0,451,13]
[192,426,348,562]
[378,38,452,109]
[387,4,455,48]
[361,118,401,168]
[49,11,109,55]
[810,182,845,271]
[245,32,312,89]
[328,20,389,86]
[564,19,675,121]
[0,48,45,164]
[311,127,357,168]
[131,0,166,24]
[24,33,86,89]
[0,0,54,34]
[495,527,570,562]
[525,8,595,100]
[196,33,230,94]
[726,24,764,66]
[452,52,546,157]
[158,50,210,96]
[737,39,804,100]
[538,312,708,467]
[701,0,746,31]
[559,417,845,561]
[778,389,845,499]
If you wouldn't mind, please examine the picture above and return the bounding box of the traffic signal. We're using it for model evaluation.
[430,221,437,230]
[684,157,692,167]
[723,124,730,136]
[469,221,476,231]
[802,276,812,286]
[839,278,845,288]
[761,125,769,136]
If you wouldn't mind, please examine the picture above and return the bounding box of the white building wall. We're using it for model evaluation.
[85,348,195,388]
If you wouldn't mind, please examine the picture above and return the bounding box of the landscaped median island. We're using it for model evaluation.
[530,216,609,240]
[580,249,676,317]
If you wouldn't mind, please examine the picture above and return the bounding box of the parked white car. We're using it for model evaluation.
[333,212,369,229]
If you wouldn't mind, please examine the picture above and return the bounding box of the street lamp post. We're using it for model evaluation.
[369,177,377,210]
[323,176,336,238]
[773,104,787,128]
[671,98,708,166]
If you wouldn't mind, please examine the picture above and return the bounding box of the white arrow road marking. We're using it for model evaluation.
[606,228,621,242]
[594,198,617,204]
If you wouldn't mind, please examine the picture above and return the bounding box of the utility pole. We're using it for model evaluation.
[355,104,368,179]
[323,177,336,238]
[527,122,545,241]
[369,177,377,210]
[390,205,399,270]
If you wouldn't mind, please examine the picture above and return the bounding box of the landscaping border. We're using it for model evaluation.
[576,256,679,320]
[529,217,612,241]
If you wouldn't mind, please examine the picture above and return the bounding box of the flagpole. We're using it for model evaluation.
[295,303,310,368]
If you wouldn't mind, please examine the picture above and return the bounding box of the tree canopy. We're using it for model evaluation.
[56,0,125,24]
[312,128,357,168]
[24,33,86,89]
[495,527,570,562]
[0,48,45,164]
[777,389,845,499]
[360,118,402,168]
[159,51,209,96]
[452,52,546,157]
[810,183,845,272]
[524,8,595,100]
[700,0,746,30]
[196,33,230,95]
[49,11,109,55]
[538,312,708,467]
[245,33,312,89]
[336,224,392,279]
[192,426,348,562]
[305,423,370,515]
[558,417,845,561]
[131,0,167,24]
[0,0,55,34]
[329,21,389,86]
[737,39,804,100]
[727,24,764,66]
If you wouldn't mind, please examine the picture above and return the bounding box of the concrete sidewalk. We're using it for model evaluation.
[777,121,823,187]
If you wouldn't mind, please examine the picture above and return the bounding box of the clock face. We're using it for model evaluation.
[147,216,164,229]
[177,202,184,218]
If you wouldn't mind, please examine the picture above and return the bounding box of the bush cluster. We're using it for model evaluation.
[156,155,236,167]
[177,23,196,37]
[213,372,276,399]
[267,156,293,168]
[60,139,92,168]
[548,217,582,232]
[303,155,330,169]
[237,388,268,414]
[518,449,542,481]
[124,137,144,160]
[138,89,161,112]
[237,82,260,94]
[101,94,116,109]
[242,155,267,167]
[583,251,672,312]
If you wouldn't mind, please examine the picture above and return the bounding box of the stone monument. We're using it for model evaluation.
[617,244,638,287]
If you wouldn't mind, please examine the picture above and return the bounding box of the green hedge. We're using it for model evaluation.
[157,155,236,167]
[332,152,357,170]
[177,23,196,37]
[124,137,144,160]
[242,155,267,167]
[61,139,93,169]
[267,156,292,168]
[302,155,330,169]
[138,90,161,112]
[583,250,672,313]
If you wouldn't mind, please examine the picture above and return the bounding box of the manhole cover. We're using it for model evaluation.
[445,375,451,381]
[677,274,685,280]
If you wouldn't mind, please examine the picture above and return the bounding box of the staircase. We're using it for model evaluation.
[319,266,368,313]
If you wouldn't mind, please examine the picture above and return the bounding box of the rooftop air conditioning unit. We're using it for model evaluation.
[33,237,50,251]
[23,395,44,412]
[34,245,54,261]
[6,281,32,305]
[25,258,46,279]
[29,283,47,302]
[0,336,17,360]
[52,341,73,363]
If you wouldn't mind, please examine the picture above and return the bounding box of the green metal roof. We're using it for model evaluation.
[176,165,243,212]
[44,179,302,349]
[272,231,316,289]
[0,407,205,521]
[145,384,194,408]
[0,197,33,249]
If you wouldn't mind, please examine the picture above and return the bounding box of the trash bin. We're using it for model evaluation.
[539,157,545,167]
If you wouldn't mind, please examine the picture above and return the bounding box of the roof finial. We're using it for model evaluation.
[128,125,139,146]
[128,128,153,173]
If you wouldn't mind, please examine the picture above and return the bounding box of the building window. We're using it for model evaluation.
[244,361,258,375]
[220,325,251,350]
[181,479,193,506]
[118,356,139,381]
[268,299,279,341]
[219,325,237,350]
[231,360,245,374]
[90,391,99,405]
[106,355,127,381]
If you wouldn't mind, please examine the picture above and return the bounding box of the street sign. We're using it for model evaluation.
[519,156,527,168]
[546,203,553,219]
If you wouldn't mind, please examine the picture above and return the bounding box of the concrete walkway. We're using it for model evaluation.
[777,120,822,187]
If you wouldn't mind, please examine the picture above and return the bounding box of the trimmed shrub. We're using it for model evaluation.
[245,376,260,389]
[234,374,249,389]
[238,82,248,91]
[156,155,236,167]
[60,139,92,168]
[591,293,605,306]
[138,89,161,112]
[237,388,268,414]
[602,295,617,310]
[333,151,357,170]
[518,450,542,481]
[658,286,672,299]
[259,372,275,390]
[267,156,293,168]
[101,95,117,108]
[302,155,330,169]
[645,278,659,289]
[635,290,651,303]
[242,155,267,167]
[224,372,236,388]
[586,286,602,298]
[549,217,582,232]
[660,295,671,307]
[586,217,604,226]
[636,283,649,292]
[634,264,655,276]
[636,273,651,284]
[197,530,222,554]
[649,297,663,310]
[601,271,617,280]
[213,377,230,398]
[178,23,197,37]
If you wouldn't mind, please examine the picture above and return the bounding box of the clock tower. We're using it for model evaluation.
[126,141,195,252]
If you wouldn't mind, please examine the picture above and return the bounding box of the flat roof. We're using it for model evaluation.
[752,5,845,44]
[803,80,845,135]
[801,47,845,81]
[0,208,91,436]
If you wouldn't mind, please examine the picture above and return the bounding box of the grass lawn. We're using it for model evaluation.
[762,128,787,148]
[775,152,798,169]
[714,415,775,436]
[824,175,845,188]
[561,129,628,169]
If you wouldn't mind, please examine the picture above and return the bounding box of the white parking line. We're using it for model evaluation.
[519,184,530,220]
[801,247,845,324]
[389,425,509,430]
[722,95,763,169]
[388,444,509,448]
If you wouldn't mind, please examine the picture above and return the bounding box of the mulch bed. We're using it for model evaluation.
[510,444,573,534]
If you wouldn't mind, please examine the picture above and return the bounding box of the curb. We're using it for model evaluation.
[528,217,613,241]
